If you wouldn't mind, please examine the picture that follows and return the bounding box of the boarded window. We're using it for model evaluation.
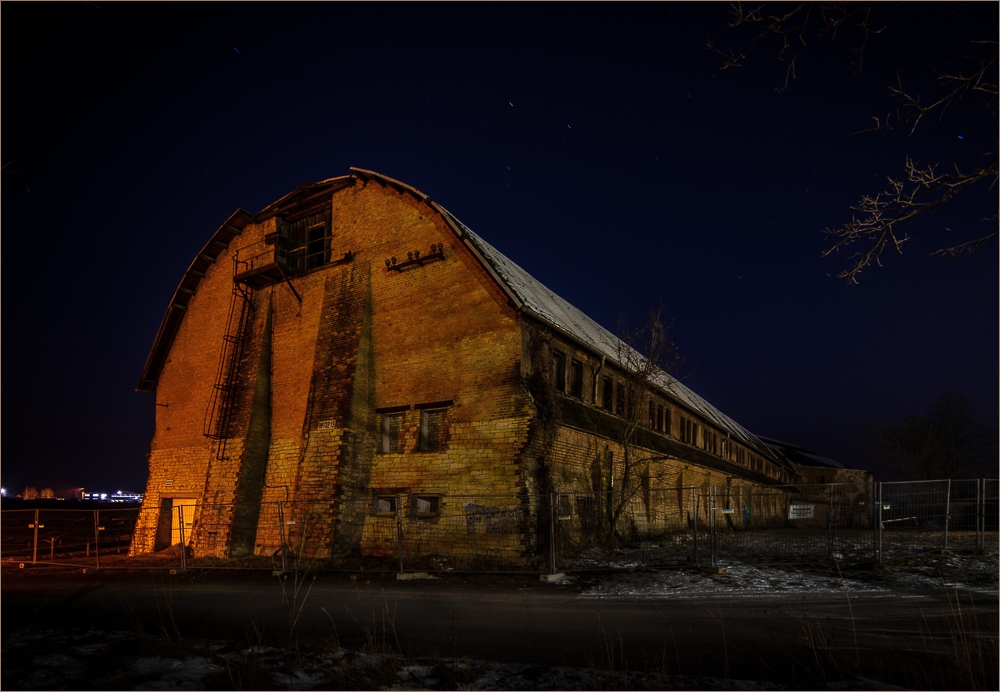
[602,376,613,411]
[412,495,440,516]
[418,409,444,451]
[569,360,583,398]
[553,351,566,392]
[379,414,402,454]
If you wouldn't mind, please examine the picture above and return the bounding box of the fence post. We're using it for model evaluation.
[977,479,984,552]
[943,478,951,552]
[692,488,699,565]
[877,482,883,564]
[827,484,835,556]
[711,486,718,567]
[178,505,187,571]
[396,494,404,574]
[549,493,557,574]
[94,509,101,570]
[32,509,39,564]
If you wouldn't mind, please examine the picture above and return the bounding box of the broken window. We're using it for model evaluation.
[552,351,566,392]
[374,494,397,516]
[379,413,402,454]
[417,409,444,452]
[411,495,440,516]
[569,360,583,398]
[602,376,613,411]
[557,494,573,520]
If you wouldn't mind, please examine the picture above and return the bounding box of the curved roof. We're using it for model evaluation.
[137,168,777,461]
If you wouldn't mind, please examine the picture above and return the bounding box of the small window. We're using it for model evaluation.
[569,360,583,398]
[418,409,444,451]
[602,376,613,411]
[557,494,573,520]
[379,413,402,454]
[412,494,440,516]
[552,351,566,392]
[374,494,397,516]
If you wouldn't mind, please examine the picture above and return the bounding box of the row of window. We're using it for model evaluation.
[373,493,440,517]
[378,405,449,454]
[552,349,777,478]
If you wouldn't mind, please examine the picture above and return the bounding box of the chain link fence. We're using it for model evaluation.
[2,478,997,572]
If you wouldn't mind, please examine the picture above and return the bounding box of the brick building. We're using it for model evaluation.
[131,168,794,564]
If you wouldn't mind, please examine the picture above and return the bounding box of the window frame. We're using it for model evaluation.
[411,494,441,517]
[373,494,398,517]
[416,408,446,452]
[378,412,403,454]
[553,351,567,392]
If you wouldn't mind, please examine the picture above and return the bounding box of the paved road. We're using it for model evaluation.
[2,566,996,688]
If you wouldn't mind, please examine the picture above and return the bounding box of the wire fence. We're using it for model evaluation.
[2,478,997,572]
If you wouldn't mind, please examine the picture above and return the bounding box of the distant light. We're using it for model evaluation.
[0,487,6,496]
[957,135,964,140]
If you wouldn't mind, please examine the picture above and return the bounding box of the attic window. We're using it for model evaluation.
[412,495,440,516]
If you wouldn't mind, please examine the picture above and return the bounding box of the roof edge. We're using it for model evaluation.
[136,209,253,393]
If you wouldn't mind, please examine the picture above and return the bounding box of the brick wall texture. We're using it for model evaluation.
[132,174,787,564]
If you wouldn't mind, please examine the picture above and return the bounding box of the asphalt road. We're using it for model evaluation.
[2,565,997,689]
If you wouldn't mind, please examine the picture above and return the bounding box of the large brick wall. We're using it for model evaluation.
[133,172,789,565]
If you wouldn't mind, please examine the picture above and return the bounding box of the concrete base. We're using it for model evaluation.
[396,572,430,580]
[700,565,728,574]
[540,572,567,582]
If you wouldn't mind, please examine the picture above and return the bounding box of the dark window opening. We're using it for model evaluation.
[664,408,672,436]
[305,221,329,270]
[602,376,613,411]
[412,495,440,516]
[379,414,402,454]
[569,360,583,398]
[656,404,664,432]
[557,494,573,520]
[418,409,444,451]
[553,351,566,392]
[615,382,625,417]
[648,401,656,429]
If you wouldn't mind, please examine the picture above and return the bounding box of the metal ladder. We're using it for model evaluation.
[203,254,255,460]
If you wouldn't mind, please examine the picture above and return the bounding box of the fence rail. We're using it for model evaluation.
[2,478,997,572]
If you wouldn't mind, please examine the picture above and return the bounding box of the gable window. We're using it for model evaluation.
[569,360,583,398]
[602,376,613,411]
[418,409,444,452]
[412,494,440,516]
[379,413,402,454]
[553,351,566,392]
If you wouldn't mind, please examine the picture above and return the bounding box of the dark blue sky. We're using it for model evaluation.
[3,3,996,493]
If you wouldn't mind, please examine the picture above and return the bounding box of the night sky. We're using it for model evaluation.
[3,3,997,495]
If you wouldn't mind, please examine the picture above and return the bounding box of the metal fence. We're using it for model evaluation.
[0,507,139,567]
[2,479,997,572]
